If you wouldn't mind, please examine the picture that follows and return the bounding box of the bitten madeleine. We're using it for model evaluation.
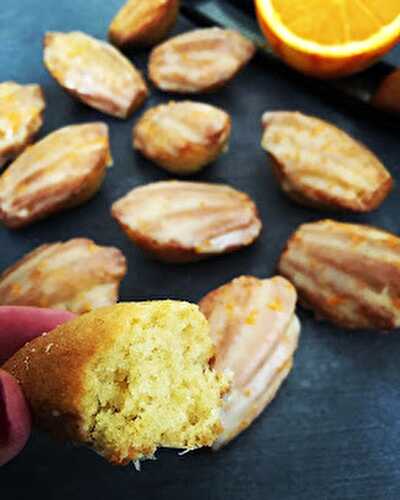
[3,302,228,464]
[278,220,400,330]
[0,123,111,228]
[199,276,300,449]
[109,0,179,48]
[111,181,262,263]
[0,82,45,167]
[133,101,231,175]
[44,31,148,118]
[261,111,392,212]
[149,28,255,93]
[0,238,127,314]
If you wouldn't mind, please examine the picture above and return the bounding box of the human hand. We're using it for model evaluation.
[0,306,74,466]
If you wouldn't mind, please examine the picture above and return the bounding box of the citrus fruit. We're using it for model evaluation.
[255,0,400,78]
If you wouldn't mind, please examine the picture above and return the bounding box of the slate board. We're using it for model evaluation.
[1,2,400,499]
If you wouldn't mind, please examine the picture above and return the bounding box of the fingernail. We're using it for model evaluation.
[0,375,9,446]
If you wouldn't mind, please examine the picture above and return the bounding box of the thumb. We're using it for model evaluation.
[0,369,31,466]
[0,306,75,365]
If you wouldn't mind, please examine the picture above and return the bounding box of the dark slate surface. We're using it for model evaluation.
[0,1,399,499]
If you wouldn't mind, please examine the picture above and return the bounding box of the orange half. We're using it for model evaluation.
[255,0,400,78]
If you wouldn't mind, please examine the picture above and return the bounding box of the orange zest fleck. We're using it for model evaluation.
[245,309,258,325]
[386,236,400,249]
[224,302,235,316]
[350,234,364,246]
[267,297,283,312]
[10,282,22,297]
[326,294,345,307]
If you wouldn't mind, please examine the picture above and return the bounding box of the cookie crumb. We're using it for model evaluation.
[45,343,54,353]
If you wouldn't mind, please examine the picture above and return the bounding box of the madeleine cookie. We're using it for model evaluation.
[112,181,262,263]
[278,220,400,329]
[3,302,228,464]
[149,28,255,93]
[44,31,148,118]
[199,275,300,448]
[261,111,392,212]
[0,123,111,228]
[0,238,127,314]
[372,69,400,114]
[109,0,179,48]
[0,82,45,167]
[133,101,231,175]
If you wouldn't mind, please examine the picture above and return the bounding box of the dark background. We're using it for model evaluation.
[1,1,400,499]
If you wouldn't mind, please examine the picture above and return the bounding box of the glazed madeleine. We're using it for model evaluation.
[111,180,262,263]
[278,220,400,330]
[0,238,127,314]
[149,28,255,93]
[44,31,148,118]
[109,0,179,48]
[0,82,45,167]
[261,111,393,212]
[0,123,112,228]
[133,101,231,175]
[199,275,300,449]
[372,69,400,114]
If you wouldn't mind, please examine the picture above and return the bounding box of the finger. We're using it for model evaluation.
[0,370,31,466]
[0,306,75,364]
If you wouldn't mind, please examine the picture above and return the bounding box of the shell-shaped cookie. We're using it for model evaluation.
[149,28,255,93]
[0,238,127,314]
[2,301,227,465]
[109,0,179,48]
[199,275,300,448]
[44,31,148,118]
[0,123,112,228]
[372,69,400,114]
[278,219,400,330]
[133,101,231,175]
[0,82,45,167]
[261,111,393,212]
[111,181,262,263]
